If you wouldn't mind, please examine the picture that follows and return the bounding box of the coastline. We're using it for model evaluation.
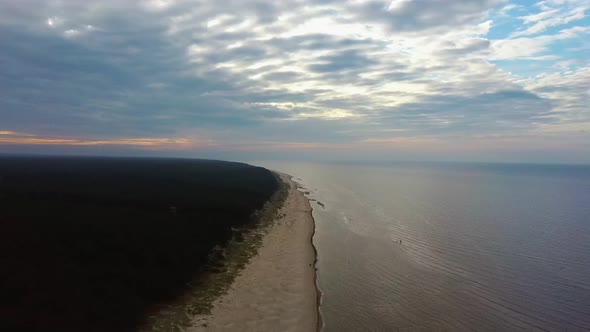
[292,174,324,332]
[184,172,320,331]
[308,194,324,332]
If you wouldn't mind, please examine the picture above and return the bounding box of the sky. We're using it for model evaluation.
[0,0,589,163]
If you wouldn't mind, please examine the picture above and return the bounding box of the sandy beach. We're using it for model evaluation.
[185,173,320,332]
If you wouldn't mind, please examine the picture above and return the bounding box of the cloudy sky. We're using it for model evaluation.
[1,0,589,163]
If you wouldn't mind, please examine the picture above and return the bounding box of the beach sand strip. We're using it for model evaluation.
[185,173,319,332]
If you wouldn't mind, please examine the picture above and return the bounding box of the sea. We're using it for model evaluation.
[254,161,590,331]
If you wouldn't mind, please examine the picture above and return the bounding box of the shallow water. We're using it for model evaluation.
[255,161,590,331]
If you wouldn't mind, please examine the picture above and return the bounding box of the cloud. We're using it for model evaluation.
[521,65,590,127]
[308,50,378,73]
[0,0,588,161]
[357,0,506,33]
[511,0,589,37]
[490,25,590,60]
[0,137,193,148]
[0,129,207,150]
[438,38,491,56]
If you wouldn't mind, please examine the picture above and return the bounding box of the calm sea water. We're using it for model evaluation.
[254,161,590,331]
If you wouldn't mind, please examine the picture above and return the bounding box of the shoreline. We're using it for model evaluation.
[295,177,324,332]
[291,172,324,332]
[184,172,321,331]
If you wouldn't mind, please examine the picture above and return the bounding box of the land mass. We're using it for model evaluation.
[0,156,279,332]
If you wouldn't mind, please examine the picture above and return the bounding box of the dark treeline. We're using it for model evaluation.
[0,156,278,332]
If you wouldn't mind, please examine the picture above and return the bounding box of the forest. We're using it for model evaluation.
[0,156,279,332]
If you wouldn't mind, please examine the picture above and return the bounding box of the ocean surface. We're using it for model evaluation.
[254,161,590,331]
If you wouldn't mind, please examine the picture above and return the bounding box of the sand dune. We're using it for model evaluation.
[185,173,319,332]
